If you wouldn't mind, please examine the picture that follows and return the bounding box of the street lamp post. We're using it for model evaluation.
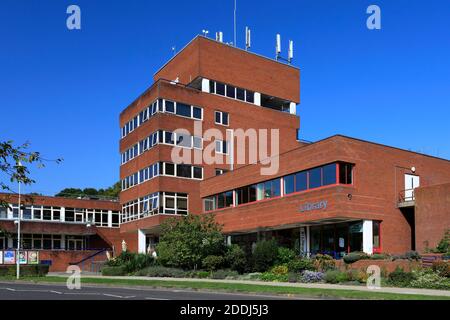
[16,161,22,280]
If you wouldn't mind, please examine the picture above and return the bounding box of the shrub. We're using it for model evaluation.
[202,255,225,272]
[276,247,296,265]
[106,252,154,273]
[252,240,279,272]
[371,253,390,260]
[156,214,225,270]
[287,258,315,273]
[288,272,301,283]
[225,245,247,274]
[238,272,262,281]
[0,265,49,277]
[432,261,450,278]
[211,269,239,280]
[343,252,369,264]
[324,270,348,284]
[270,265,289,275]
[134,266,186,277]
[313,254,336,271]
[436,229,450,254]
[301,270,324,283]
[260,272,288,282]
[102,265,127,276]
[392,251,421,261]
[387,267,415,287]
[345,270,368,283]
[410,269,450,290]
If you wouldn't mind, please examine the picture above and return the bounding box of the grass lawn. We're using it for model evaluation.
[0,276,448,300]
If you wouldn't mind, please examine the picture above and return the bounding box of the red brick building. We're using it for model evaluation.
[2,35,449,272]
[118,35,450,257]
[0,193,123,271]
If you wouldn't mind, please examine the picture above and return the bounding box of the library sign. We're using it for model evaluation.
[299,200,328,213]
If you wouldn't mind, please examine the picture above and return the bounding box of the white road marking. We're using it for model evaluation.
[102,293,124,298]
[145,297,169,300]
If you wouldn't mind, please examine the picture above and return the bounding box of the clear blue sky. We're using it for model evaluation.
[1,0,449,195]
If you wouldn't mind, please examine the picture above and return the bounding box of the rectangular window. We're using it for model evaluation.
[164,131,174,145]
[204,197,216,211]
[284,175,295,194]
[43,207,51,220]
[322,163,337,185]
[164,163,175,176]
[193,167,203,179]
[193,136,202,149]
[176,164,191,178]
[226,85,236,98]
[236,88,245,101]
[216,82,225,95]
[215,111,229,126]
[295,172,308,192]
[308,168,322,189]
[176,133,192,148]
[165,100,175,113]
[209,80,215,94]
[339,163,353,184]
[373,221,381,249]
[176,103,191,117]
[246,90,254,103]
[193,107,202,119]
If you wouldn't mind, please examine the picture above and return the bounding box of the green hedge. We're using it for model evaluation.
[0,265,49,277]
[101,265,127,276]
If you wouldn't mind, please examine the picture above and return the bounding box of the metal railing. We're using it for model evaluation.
[69,248,111,273]
[398,188,415,203]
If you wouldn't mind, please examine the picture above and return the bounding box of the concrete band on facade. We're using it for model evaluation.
[1,35,449,271]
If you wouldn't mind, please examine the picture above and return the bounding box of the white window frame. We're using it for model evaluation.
[214,111,229,126]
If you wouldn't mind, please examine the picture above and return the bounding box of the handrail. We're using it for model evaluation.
[398,188,415,203]
[69,248,109,266]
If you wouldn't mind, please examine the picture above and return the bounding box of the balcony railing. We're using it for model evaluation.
[398,188,416,208]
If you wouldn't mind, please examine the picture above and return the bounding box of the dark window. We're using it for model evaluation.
[216,82,225,95]
[193,107,202,119]
[225,191,233,207]
[215,111,221,123]
[339,163,353,184]
[217,193,225,209]
[43,207,51,220]
[177,164,191,178]
[246,90,254,103]
[193,167,203,179]
[209,80,215,93]
[323,164,337,185]
[249,184,257,202]
[222,112,229,125]
[43,239,52,250]
[295,172,308,192]
[373,221,380,248]
[176,103,191,117]
[226,85,236,98]
[309,168,322,189]
[165,100,175,113]
[236,88,245,101]
[165,163,175,176]
[165,131,174,144]
[284,175,295,194]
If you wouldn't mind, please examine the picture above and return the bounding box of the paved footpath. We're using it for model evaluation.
[48,273,450,297]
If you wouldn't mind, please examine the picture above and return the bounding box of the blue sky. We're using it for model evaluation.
[1,0,449,195]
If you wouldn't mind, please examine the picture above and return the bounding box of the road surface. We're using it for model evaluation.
[0,281,311,300]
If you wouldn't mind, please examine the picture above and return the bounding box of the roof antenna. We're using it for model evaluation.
[216,31,223,42]
[245,26,251,51]
[275,34,281,60]
[202,29,209,37]
[288,40,294,64]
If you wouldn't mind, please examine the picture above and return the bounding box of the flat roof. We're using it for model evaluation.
[153,35,300,77]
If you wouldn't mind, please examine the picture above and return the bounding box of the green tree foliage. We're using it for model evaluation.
[252,239,279,272]
[55,182,121,199]
[156,214,225,270]
[0,140,62,207]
